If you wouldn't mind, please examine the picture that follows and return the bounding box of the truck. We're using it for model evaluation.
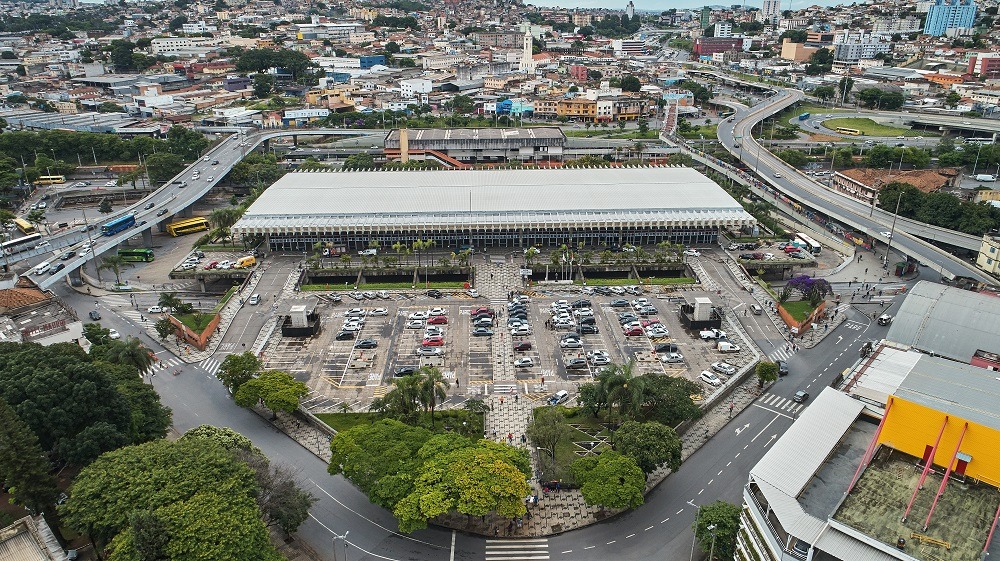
[700,328,727,340]
[717,341,741,353]
[975,174,996,182]
[235,256,256,269]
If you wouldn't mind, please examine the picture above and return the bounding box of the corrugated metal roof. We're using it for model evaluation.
[754,479,828,543]
[896,354,1000,431]
[815,524,902,561]
[750,388,865,498]
[886,280,1000,362]
[234,168,755,233]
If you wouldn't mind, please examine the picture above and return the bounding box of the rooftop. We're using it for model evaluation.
[887,280,1000,362]
[233,167,755,233]
[897,353,1000,432]
[836,168,959,193]
[385,127,565,142]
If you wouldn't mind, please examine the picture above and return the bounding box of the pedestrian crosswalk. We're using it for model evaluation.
[758,392,804,415]
[767,346,795,363]
[485,538,549,561]
[198,356,226,376]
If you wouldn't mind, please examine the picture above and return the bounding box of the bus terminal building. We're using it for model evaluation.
[232,167,756,252]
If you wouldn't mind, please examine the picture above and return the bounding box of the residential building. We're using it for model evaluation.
[761,0,781,22]
[0,277,84,347]
[700,6,711,28]
[806,31,836,43]
[832,31,892,62]
[692,37,743,56]
[923,0,977,36]
[831,168,959,205]
[470,32,523,48]
[557,97,596,120]
[977,231,1000,276]
[780,38,819,61]
[572,12,592,26]
[872,17,922,34]
[568,64,588,81]
[181,20,217,34]
[713,21,733,38]
[400,78,432,98]
[968,52,1000,79]
[611,39,646,57]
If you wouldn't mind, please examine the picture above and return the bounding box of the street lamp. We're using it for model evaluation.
[332,531,349,561]
[707,524,718,561]
[884,192,903,273]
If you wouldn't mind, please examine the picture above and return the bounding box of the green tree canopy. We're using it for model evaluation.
[756,361,778,388]
[216,351,263,392]
[0,397,58,514]
[613,420,682,474]
[570,451,645,509]
[693,501,742,560]
[234,370,308,416]
[144,152,185,183]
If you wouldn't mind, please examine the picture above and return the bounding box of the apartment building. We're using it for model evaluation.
[832,31,892,62]
[923,0,977,36]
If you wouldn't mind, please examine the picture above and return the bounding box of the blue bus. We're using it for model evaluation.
[798,112,810,121]
[102,214,136,236]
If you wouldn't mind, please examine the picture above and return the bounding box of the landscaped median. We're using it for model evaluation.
[168,285,239,350]
[821,117,932,138]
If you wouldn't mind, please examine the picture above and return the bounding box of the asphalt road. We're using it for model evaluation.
[716,92,991,282]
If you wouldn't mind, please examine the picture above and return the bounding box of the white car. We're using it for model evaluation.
[590,355,611,366]
[682,249,701,257]
[203,156,210,161]
[773,172,782,178]
[560,338,582,349]
[510,325,532,337]
[415,346,442,356]
[631,298,649,308]
[409,311,429,320]
[147,306,165,314]
[880,231,892,238]
[467,289,480,298]
[424,327,444,338]
[345,308,366,317]
[429,307,447,316]
[700,371,722,386]
[712,361,737,375]
[514,357,534,368]
[406,319,425,329]
[341,323,363,332]
[646,326,669,338]
[369,308,388,316]
[660,352,685,363]
[104,181,116,187]
[108,328,121,340]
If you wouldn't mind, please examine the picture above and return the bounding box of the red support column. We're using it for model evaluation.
[922,422,969,532]
[902,416,949,522]
[847,398,894,495]
[983,499,1000,554]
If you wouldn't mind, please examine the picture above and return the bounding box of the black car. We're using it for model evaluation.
[792,390,809,403]
[610,299,630,308]
[49,263,66,275]
[618,314,638,325]
[579,316,596,326]
[60,250,75,261]
[655,342,679,354]
[507,305,527,314]
[777,360,789,376]
[156,208,168,217]
[335,330,355,340]
[211,160,220,165]
[514,341,532,351]
[594,287,612,296]
[88,310,101,321]
[571,299,591,309]
[638,307,658,316]
[509,312,528,320]
[576,324,599,334]
[739,253,755,260]
[354,338,378,349]
[566,358,588,370]
[144,202,155,210]
[394,366,417,377]
[426,289,442,298]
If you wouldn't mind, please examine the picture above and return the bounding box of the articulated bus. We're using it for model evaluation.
[835,127,863,136]
[118,248,155,262]
[35,175,66,185]
[165,217,210,237]
[1,233,42,255]
[795,232,822,255]
[101,214,136,236]
[13,218,37,235]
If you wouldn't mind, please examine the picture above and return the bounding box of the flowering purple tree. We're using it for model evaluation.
[784,275,832,307]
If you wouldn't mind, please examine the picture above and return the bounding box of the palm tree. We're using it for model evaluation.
[158,292,183,310]
[601,361,644,423]
[210,207,242,230]
[109,337,156,373]
[99,255,127,285]
[417,367,450,426]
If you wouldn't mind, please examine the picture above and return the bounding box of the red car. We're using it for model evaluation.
[623,326,643,336]
[427,315,448,325]
[204,261,219,270]
[641,319,661,328]
[421,336,444,347]
[472,307,494,317]
[783,246,800,254]
[514,341,532,351]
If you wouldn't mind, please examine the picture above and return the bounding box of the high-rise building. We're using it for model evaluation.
[761,0,781,22]
[519,31,535,73]
[923,0,977,36]
[625,0,635,19]
[700,6,711,28]
[714,21,733,37]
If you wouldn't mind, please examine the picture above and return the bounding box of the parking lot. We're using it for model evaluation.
[270,280,758,412]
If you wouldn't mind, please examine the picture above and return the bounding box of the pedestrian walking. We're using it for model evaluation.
[514,394,519,403]
[500,396,505,406]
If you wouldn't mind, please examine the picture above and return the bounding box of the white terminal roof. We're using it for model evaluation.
[233,167,755,235]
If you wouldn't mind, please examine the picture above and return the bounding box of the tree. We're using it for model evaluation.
[525,407,571,463]
[25,209,44,225]
[252,73,274,98]
[217,352,263,393]
[99,254,127,285]
[385,40,401,54]
[168,14,188,31]
[450,94,474,114]
[945,91,962,109]
[98,363,171,444]
[343,152,374,169]
[779,29,807,43]
[234,370,308,417]
[0,398,58,514]
[143,152,185,183]
[165,125,210,161]
[61,438,282,559]
[613,420,682,474]
[102,337,155,373]
[210,207,243,230]
[756,361,778,388]
[693,501,741,561]
[814,86,836,100]
[833,147,854,168]
[99,198,113,213]
[571,451,645,509]
[416,366,448,426]
[777,149,808,167]
[620,74,641,92]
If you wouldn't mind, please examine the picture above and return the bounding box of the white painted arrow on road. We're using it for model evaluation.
[735,423,751,435]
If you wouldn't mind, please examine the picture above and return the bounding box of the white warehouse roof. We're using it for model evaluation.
[233,167,755,235]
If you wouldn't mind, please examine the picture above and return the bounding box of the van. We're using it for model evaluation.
[248,294,261,305]
[750,304,763,315]
[236,256,256,269]
[549,390,569,405]
[33,261,51,275]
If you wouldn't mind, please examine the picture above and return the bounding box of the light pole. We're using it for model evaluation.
[332,531,349,561]
[884,192,903,273]
[707,524,718,561]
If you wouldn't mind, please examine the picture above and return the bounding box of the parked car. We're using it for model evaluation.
[416,346,442,356]
[405,319,425,329]
[700,328,727,340]
[514,357,534,368]
[623,326,643,336]
[683,249,701,257]
[565,358,588,370]
[559,338,582,349]
[354,338,378,349]
[576,324,599,334]
[369,308,388,316]
[610,299,630,308]
[510,326,532,337]
[590,354,611,366]
[717,341,741,353]
[421,336,444,347]
[472,327,493,337]
[646,326,669,338]
[428,315,449,325]
[655,343,679,354]
[426,289,443,298]
[659,352,685,363]
[699,371,722,386]
[345,308,366,317]
[712,361,736,375]
[514,341,532,351]
[394,367,417,377]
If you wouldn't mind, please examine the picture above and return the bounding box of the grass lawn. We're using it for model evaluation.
[679,124,718,140]
[213,286,238,313]
[174,312,215,334]
[541,407,612,484]
[780,300,816,322]
[301,281,467,291]
[821,117,931,137]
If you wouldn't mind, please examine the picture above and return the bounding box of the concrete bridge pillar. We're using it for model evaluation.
[142,228,153,247]
[263,139,270,152]
[198,277,207,292]
[68,265,83,287]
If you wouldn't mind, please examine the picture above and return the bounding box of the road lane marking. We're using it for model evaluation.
[626,534,635,539]
[645,526,654,531]
[751,414,781,443]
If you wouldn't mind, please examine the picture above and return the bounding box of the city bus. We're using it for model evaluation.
[165,217,210,237]
[118,248,155,262]
[101,214,136,236]
[1,233,42,255]
[798,112,810,121]
[35,175,66,185]
[13,218,37,235]
[835,127,863,136]
[795,232,822,255]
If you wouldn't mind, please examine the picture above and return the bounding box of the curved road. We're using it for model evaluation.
[714,91,992,283]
